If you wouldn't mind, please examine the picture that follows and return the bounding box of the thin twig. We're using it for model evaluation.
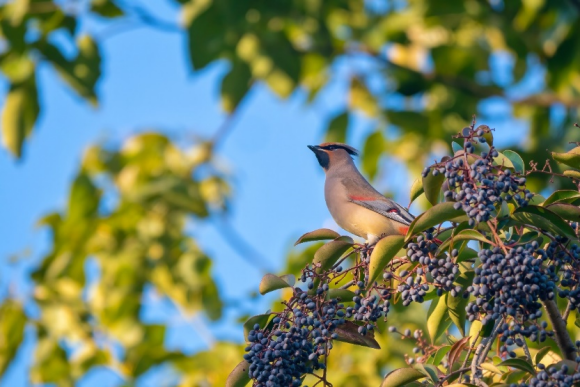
[213,216,274,272]
[520,334,532,361]
[563,299,573,322]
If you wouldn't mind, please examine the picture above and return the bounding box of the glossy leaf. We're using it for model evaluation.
[258,274,293,295]
[381,368,425,387]
[406,202,464,241]
[294,229,341,245]
[511,205,576,239]
[313,237,353,271]
[503,150,525,173]
[546,203,580,222]
[542,190,580,206]
[422,170,445,205]
[334,321,380,349]
[437,229,494,254]
[226,360,251,387]
[367,235,405,288]
[409,178,424,204]
[498,358,536,375]
[552,147,580,169]
[427,295,451,343]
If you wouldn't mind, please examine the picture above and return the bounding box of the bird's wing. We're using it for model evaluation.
[349,196,415,226]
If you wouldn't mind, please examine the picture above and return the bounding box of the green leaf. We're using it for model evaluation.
[563,170,580,180]
[428,345,451,366]
[546,203,580,222]
[469,320,483,346]
[243,314,272,341]
[413,364,439,384]
[406,202,464,241]
[534,347,552,365]
[511,205,576,239]
[503,150,525,173]
[0,301,26,375]
[313,237,353,272]
[1,76,39,158]
[552,147,580,169]
[436,229,494,254]
[498,358,536,375]
[542,190,580,206]
[409,178,424,204]
[422,170,445,205]
[186,2,224,70]
[326,289,357,302]
[494,151,515,169]
[381,368,425,387]
[294,229,340,246]
[221,59,252,113]
[334,321,380,349]
[367,235,405,288]
[258,274,293,295]
[427,295,451,343]
[447,271,474,335]
[361,131,385,180]
[226,360,251,387]
[452,142,463,153]
[325,111,349,143]
[350,77,378,116]
[90,0,124,18]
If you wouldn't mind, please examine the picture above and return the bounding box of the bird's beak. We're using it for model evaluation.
[308,145,321,153]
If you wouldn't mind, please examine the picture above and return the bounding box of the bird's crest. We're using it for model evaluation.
[318,142,359,156]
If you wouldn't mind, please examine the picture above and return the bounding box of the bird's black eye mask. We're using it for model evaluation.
[320,145,358,156]
[314,150,330,169]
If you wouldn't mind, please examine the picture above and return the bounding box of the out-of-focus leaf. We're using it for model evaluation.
[350,77,377,116]
[186,2,224,70]
[422,170,445,205]
[406,202,464,241]
[226,360,251,387]
[552,148,580,169]
[503,150,525,173]
[90,0,124,18]
[427,295,450,343]
[334,321,380,349]
[221,59,252,113]
[511,205,576,239]
[294,229,340,245]
[564,170,580,180]
[1,76,39,158]
[0,301,26,375]
[367,235,405,288]
[381,368,425,387]
[362,131,385,180]
[325,111,349,143]
[259,274,293,295]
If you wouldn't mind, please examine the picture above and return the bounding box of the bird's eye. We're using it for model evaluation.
[327,146,336,150]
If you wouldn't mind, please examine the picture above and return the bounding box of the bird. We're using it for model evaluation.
[308,142,415,245]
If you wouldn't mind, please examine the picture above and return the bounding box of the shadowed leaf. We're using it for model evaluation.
[334,321,380,349]
[294,229,341,246]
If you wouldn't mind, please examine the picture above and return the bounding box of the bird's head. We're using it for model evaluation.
[307,142,359,171]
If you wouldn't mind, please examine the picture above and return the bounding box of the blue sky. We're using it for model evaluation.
[0,2,541,386]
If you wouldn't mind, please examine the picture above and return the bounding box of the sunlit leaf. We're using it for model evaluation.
[313,237,353,272]
[409,178,424,204]
[503,150,525,173]
[511,205,576,239]
[406,202,464,241]
[498,358,536,375]
[294,229,340,246]
[367,235,405,288]
[0,301,26,375]
[422,169,445,205]
[552,147,580,169]
[226,360,251,387]
[427,295,451,343]
[381,368,425,387]
[259,273,293,295]
[542,190,580,206]
[436,229,494,254]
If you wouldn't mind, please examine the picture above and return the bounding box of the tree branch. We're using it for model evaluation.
[543,298,577,360]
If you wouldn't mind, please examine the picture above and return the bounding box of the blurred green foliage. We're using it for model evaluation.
[1,0,580,385]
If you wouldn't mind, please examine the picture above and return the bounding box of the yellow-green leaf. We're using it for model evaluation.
[367,235,405,288]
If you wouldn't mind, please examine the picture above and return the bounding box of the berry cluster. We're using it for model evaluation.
[510,363,580,387]
[244,288,347,386]
[498,320,552,357]
[465,244,557,326]
[347,287,388,334]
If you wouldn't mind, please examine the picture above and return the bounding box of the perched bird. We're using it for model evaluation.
[308,142,414,244]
